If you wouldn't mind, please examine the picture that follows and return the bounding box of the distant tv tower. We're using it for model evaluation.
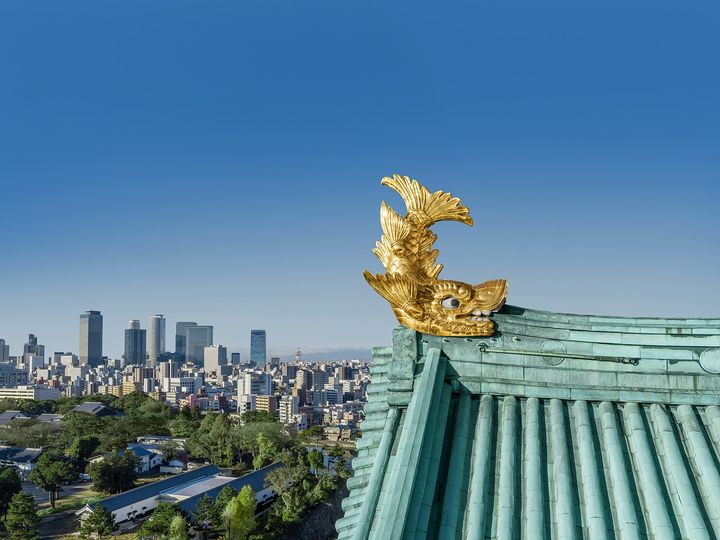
[295,348,302,363]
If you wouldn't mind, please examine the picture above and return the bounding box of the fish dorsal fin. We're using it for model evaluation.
[381,174,474,228]
[372,202,412,271]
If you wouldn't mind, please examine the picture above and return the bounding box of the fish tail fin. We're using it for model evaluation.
[381,174,473,227]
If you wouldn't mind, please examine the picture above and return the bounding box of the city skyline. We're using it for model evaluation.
[2,2,719,358]
[0,312,371,362]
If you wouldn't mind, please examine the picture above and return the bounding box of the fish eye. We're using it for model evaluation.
[441,297,461,309]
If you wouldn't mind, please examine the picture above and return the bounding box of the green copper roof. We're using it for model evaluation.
[338,306,720,539]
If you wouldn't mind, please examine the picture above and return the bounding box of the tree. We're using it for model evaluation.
[223,486,256,540]
[137,503,185,539]
[28,453,76,508]
[68,435,100,470]
[266,464,310,524]
[208,414,234,466]
[214,485,237,514]
[87,453,139,494]
[297,425,325,445]
[193,494,223,539]
[79,505,114,539]
[307,448,324,476]
[252,432,278,470]
[0,467,22,520]
[241,410,277,424]
[233,422,288,461]
[168,514,189,540]
[5,492,39,540]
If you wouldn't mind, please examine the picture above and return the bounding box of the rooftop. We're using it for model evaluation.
[337,306,720,539]
[0,446,43,463]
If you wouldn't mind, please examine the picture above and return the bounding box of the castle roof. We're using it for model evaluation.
[337,305,720,539]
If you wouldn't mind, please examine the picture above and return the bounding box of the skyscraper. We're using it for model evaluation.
[186,325,213,366]
[79,310,103,366]
[147,314,166,366]
[250,330,267,368]
[175,322,197,360]
[124,320,147,365]
[0,339,9,363]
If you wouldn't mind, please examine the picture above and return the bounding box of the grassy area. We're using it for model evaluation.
[38,495,101,516]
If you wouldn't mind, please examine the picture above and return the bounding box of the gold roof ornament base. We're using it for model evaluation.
[364,174,508,337]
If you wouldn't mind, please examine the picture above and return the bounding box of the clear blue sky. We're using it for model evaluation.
[1,2,718,359]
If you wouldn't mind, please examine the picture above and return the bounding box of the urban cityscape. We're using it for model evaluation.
[0,312,370,539]
[0,312,370,425]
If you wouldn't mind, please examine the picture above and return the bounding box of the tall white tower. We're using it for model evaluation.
[147,314,166,366]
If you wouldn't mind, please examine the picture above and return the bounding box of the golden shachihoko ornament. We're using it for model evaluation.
[364,174,508,337]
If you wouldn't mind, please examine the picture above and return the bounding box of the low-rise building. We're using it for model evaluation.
[0,386,61,401]
[0,446,42,478]
[77,463,281,525]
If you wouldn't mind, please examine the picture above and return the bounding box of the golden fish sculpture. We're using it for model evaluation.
[364,174,508,337]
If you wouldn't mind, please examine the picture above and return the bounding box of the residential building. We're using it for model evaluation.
[254,395,277,415]
[79,311,103,366]
[147,315,166,366]
[250,330,266,368]
[279,395,299,424]
[124,320,147,365]
[186,326,213,366]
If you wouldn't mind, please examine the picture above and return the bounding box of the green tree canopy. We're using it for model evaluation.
[68,435,101,470]
[266,464,310,525]
[28,453,76,508]
[307,448,324,476]
[79,505,115,539]
[168,514,190,540]
[214,485,238,513]
[241,410,277,424]
[137,502,186,539]
[223,486,256,540]
[0,467,22,520]
[87,453,138,494]
[192,494,223,539]
[6,492,39,540]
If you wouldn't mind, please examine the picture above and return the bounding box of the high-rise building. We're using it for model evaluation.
[124,320,147,365]
[175,322,197,360]
[203,345,227,374]
[147,315,166,366]
[231,352,241,365]
[23,334,45,359]
[79,310,103,366]
[269,356,281,370]
[250,330,267,368]
[0,339,9,363]
[186,325,213,366]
